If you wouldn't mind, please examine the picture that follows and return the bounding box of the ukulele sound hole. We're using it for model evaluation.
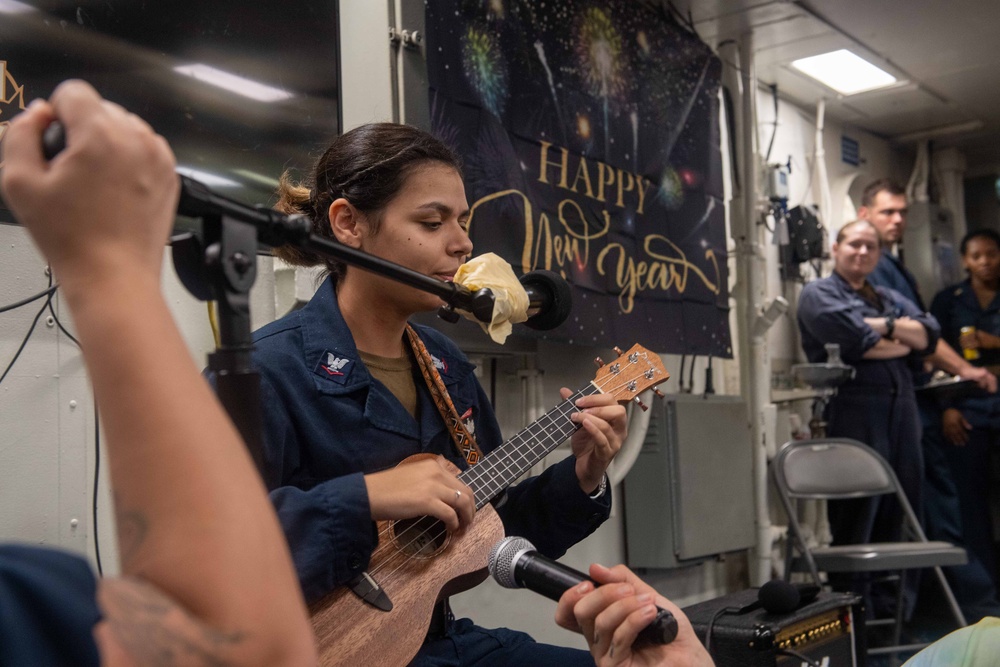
[391,516,450,559]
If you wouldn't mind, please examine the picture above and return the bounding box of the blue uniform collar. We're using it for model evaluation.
[951,278,1000,314]
[831,270,870,295]
[295,277,476,442]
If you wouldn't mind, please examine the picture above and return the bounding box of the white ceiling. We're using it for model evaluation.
[674,0,1000,174]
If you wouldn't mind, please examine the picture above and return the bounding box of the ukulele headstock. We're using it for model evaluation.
[592,344,669,410]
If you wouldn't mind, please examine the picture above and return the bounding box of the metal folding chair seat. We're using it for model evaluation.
[770,438,968,664]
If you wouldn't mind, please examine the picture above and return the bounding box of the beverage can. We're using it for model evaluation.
[961,326,981,360]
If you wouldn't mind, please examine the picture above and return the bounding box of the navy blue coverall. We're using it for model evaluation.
[871,252,1000,621]
[928,279,1000,619]
[798,271,939,616]
[249,277,610,666]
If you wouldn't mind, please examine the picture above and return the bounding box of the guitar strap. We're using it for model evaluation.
[404,325,484,466]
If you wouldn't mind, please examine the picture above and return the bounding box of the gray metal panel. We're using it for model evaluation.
[670,395,755,560]
[623,401,676,568]
[623,395,754,568]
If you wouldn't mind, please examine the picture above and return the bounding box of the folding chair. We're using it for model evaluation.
[771,438,968,664]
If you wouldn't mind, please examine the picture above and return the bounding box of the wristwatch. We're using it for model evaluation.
[885,314,896,338]
[588,473,609,499]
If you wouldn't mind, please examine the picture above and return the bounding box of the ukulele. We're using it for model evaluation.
[309,344,669,666]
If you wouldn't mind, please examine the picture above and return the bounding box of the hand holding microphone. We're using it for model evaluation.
[488,537,722,667]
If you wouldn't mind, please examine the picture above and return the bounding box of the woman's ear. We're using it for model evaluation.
[329,198,362,248]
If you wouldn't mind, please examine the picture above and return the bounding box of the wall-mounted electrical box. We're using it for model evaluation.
[623,394,754,568]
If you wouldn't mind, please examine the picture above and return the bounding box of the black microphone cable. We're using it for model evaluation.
[0,284,58,313]
[0,276,56,387]
[703,605,744,654]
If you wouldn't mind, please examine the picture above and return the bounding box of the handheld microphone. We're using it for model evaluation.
[488,537,678,646]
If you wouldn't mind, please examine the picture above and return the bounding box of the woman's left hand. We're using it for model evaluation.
[562,388,628,494]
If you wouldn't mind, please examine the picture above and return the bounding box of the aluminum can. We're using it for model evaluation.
[961,326,981,360]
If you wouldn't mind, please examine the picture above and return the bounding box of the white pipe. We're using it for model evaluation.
[814,100,832,227]
[737,33,774,587]
[608,392,652,487]
[907,141,931,203]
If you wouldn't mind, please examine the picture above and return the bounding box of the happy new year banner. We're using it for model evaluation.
[426,0,730,356]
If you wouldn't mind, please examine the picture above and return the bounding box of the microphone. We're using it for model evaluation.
[488,537,678,646]
[519,270,573,331]
[703,581,822,659]
[758,580,820,614]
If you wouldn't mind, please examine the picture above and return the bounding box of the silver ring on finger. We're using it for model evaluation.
[455,490,462,500]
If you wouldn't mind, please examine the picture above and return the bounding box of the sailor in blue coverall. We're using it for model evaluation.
[797,220,939,616]
[927,229,1000,619]
[249,122,627,666]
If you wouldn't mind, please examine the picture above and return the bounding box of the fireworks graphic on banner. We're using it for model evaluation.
[423,0,730,355]
[575,7,626,101]
[575,7,626,157]
[657,167,684,210]
[462,27,508,117]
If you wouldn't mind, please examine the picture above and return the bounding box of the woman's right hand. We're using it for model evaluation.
[942,408,972,446]
[364,456,475,532]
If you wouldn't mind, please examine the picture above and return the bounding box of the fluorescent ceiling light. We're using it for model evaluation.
[173,64,292,102]
[234,169,281,189]
[791,49,897,95]
[176,166,241,188]
[0,0,35,13]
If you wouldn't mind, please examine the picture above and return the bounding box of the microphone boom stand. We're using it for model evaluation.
[170,176,497,473]
[40,121,499,474]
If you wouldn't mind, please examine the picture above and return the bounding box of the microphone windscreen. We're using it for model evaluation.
[758,580,801,614]
[520,270,573,330]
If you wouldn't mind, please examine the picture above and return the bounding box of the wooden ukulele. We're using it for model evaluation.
[309,344,669,666]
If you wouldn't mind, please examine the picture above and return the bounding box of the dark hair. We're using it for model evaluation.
[835,219,882,247]
[274,122,462,280]
[960,228,1000,256]
[861,178,905,207]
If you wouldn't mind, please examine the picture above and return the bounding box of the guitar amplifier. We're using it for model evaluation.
[684,589,865,667]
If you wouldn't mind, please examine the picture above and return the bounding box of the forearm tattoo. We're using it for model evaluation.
[98,578,247,666]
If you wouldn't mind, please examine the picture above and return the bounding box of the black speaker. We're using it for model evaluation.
[684,589,865,667]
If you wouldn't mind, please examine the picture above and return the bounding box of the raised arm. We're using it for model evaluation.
[1,81,315,666]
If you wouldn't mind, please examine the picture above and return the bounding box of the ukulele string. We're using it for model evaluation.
[366,393,587,575]
[364,367,655,582]
[369,391,585,579]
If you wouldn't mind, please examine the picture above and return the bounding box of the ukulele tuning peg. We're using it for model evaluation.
[632,396,648,411]
[652,388,666,399]
[594,357,605,367]
[613,346,625,356]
